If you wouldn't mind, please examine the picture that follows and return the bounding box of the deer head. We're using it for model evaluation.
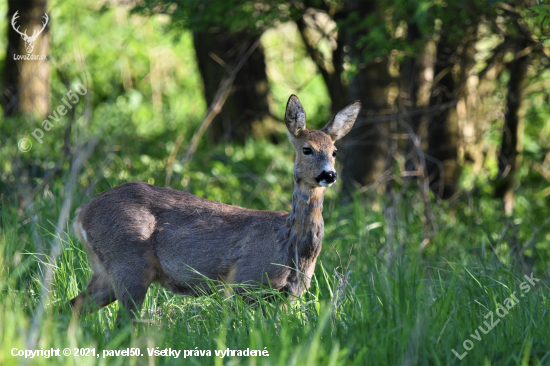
[11,11,49,54]
[284,95,361,190]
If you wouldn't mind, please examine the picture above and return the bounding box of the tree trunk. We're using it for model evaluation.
[426,34,460,199]
[2,0,50,118]
[495,38,530,214]
[192,30,272,143]
[340,0,395,191]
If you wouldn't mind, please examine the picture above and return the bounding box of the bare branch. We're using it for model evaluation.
[25,136,99,354]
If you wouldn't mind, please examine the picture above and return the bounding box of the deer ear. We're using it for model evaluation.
[285,95,306,138]
[322,101,361,141]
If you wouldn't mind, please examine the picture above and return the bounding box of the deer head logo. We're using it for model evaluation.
[11,10,49,54]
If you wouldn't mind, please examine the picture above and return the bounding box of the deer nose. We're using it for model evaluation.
[325,171,337,183]
[316,170,337,184]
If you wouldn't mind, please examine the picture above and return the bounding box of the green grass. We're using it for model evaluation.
[1,166,549,365]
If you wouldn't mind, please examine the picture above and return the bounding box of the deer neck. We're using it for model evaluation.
[285,183,325,255]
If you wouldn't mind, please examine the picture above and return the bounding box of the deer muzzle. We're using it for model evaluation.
[316,171,337,187]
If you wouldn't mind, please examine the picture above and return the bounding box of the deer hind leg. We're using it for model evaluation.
[111,275,149,318]
[70,271,116,315]
[107,254,157,318]
[71,220,117,315]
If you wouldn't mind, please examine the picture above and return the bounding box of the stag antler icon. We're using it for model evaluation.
[11,11,49,54]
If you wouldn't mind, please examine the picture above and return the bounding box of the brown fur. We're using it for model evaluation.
[70,95,360,316]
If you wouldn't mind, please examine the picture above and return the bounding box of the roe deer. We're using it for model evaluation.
[71,95,360,316]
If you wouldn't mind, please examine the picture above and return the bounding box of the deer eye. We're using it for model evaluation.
[332,150,338,157]
[303,147,313,155]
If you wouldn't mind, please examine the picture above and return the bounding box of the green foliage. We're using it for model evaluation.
[132,0,302,33]
[342,0,506,64]
[528,2,550,39]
